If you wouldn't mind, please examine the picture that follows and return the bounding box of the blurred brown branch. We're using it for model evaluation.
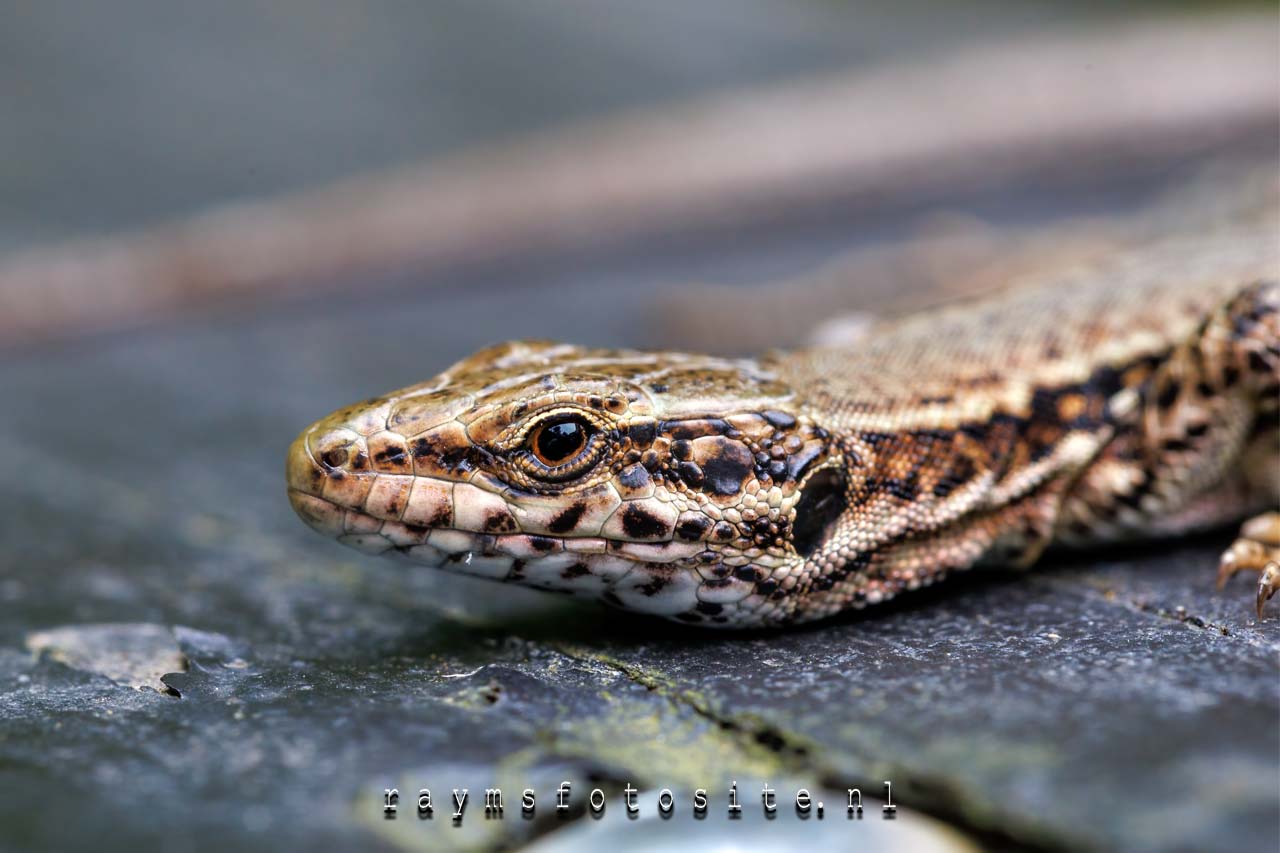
[647,160,1280,355]
[1,12,1275,348]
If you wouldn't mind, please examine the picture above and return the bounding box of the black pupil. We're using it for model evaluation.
[536,420,586,464]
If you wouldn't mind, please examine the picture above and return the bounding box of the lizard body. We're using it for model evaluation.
[287,218,1279,627]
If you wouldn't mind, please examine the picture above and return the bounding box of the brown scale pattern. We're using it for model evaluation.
[288,217,1280,627]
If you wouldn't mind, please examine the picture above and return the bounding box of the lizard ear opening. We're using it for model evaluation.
[791,468,846,558]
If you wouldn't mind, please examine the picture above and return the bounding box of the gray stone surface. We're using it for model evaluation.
[2,160,1277,852]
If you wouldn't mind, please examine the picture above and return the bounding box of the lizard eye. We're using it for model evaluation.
[504,408,611,485]
[529,415,595,467]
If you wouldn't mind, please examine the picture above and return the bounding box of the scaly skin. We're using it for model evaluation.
[287,219,1280,627]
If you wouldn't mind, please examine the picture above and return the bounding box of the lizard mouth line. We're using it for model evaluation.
[287,488,705,569]
[286,487,736,616]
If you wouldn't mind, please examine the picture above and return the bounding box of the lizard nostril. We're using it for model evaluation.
[306,427,364,480]
[319,444,352,469]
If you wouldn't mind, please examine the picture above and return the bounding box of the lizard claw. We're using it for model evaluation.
[1258,562,1280,620]
[1218,512,1280,619]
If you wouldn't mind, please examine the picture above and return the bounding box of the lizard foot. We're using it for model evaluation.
[1216,512,1280,618]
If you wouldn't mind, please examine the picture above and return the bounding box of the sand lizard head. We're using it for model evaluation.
[286,341,847,627]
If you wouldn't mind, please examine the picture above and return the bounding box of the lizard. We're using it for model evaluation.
[286,217,1279,628]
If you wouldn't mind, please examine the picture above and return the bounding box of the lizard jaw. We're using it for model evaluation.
[287,486,735,619]
[285,427,754,620]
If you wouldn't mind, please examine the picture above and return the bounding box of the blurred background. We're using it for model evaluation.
[2,1,1275,350]
[1,3,1277,852]
[4,0,1244,249]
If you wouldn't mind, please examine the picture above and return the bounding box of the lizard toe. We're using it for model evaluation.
[1257,562,1279,620]
[1217,512,1280,618]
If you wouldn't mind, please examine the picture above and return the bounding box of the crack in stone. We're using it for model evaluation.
[549,642,1077,853]
[1081,582,1276,650]
[552,646,809,761]
[1126,599,1233,636]
[1121,596,1280,653]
